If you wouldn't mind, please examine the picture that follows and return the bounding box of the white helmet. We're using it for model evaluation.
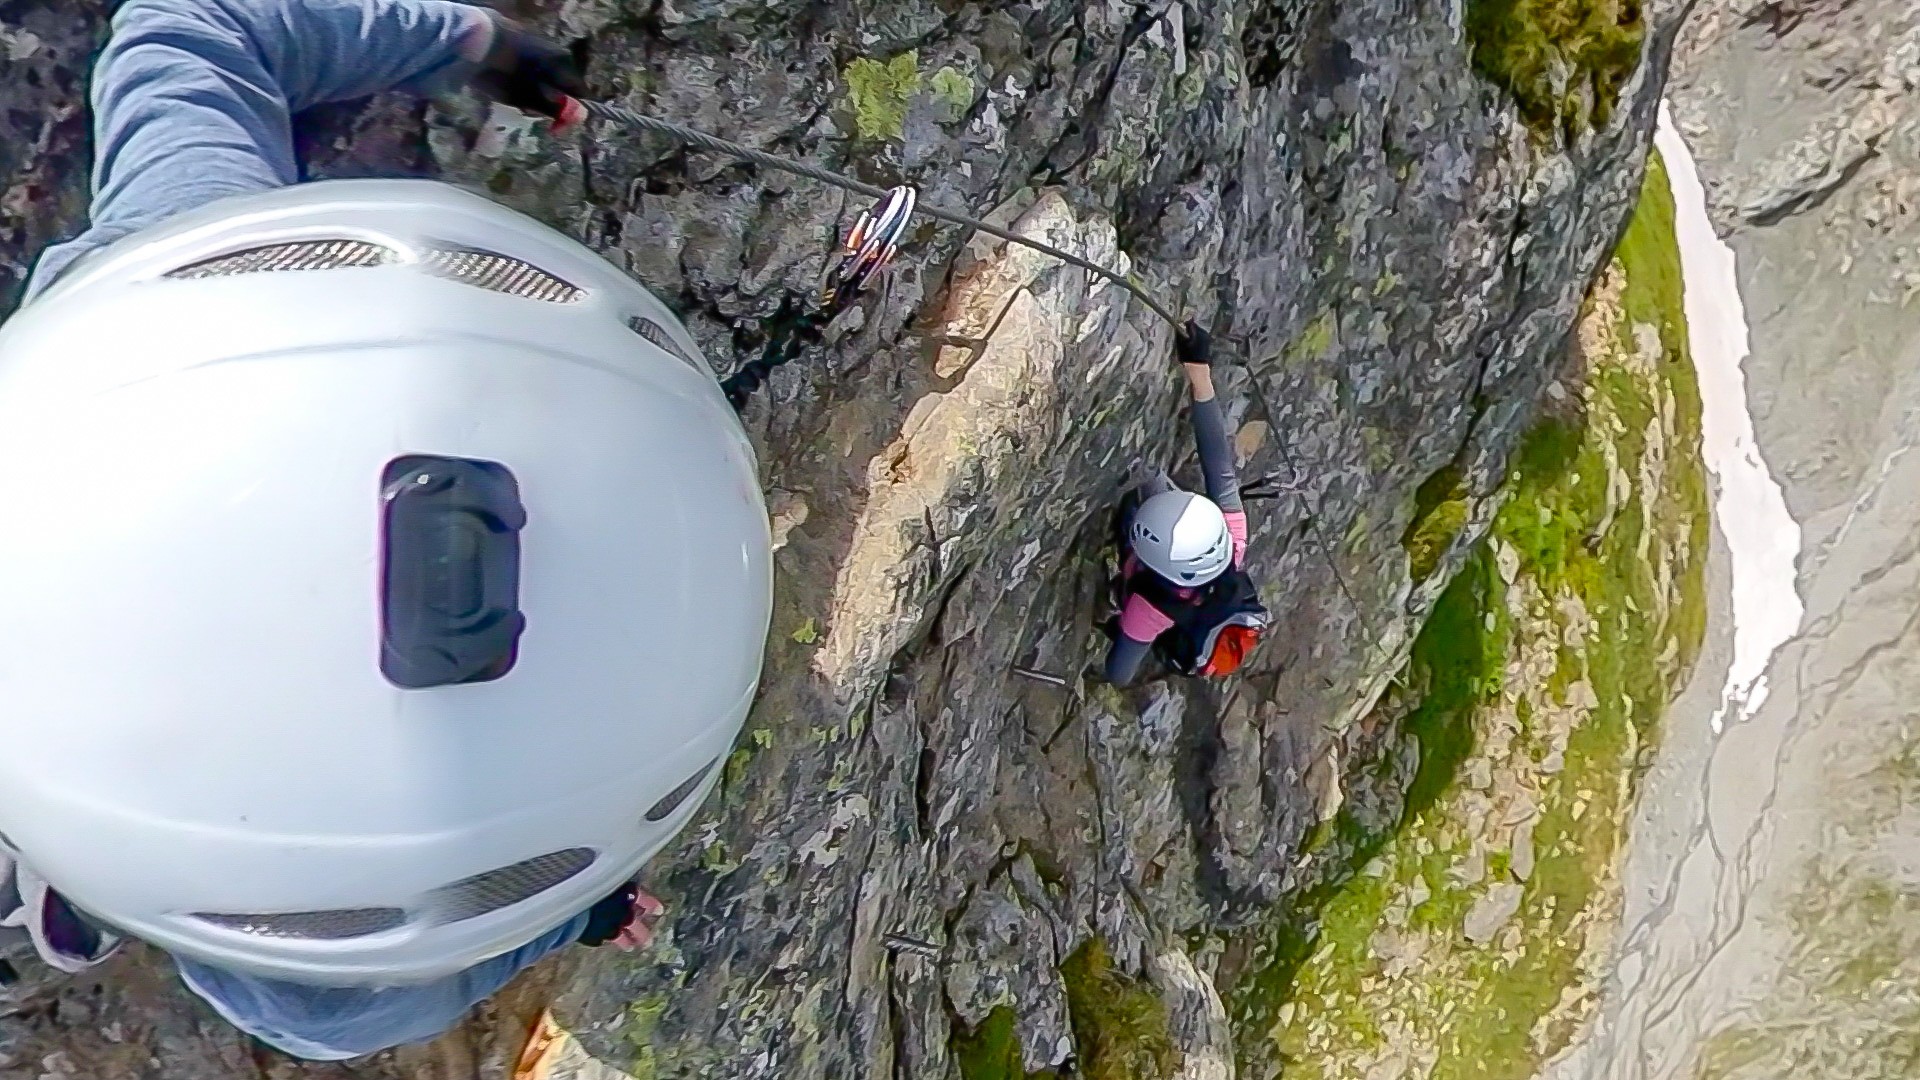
[1129,490,1233,586]
[0,180,772,985]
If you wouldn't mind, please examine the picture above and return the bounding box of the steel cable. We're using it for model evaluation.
[575,99,1183,328]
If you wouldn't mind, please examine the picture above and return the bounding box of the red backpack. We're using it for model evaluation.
[1196,616,1268,676]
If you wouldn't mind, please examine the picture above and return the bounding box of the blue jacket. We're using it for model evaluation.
[175,915,589,1060]
[27,0,592,1059]
[32,0,485,294]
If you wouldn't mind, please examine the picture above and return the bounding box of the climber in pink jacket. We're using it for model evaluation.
[1103,322,1269,685]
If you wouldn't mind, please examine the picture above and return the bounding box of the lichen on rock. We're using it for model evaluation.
[842,51,922,142]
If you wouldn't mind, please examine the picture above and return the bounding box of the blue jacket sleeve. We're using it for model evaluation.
[28,0,490,295]
[173,911,590,1060]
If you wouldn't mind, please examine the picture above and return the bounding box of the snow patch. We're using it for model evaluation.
[1656,105,1805,732]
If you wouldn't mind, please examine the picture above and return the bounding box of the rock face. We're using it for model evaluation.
[0,0,1684,1077]
[1256,229,1710,1080]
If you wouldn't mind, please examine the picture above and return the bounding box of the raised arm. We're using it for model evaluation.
[1188,388,1243,514]
[1177,323,1250,562]
[28,0,582,296]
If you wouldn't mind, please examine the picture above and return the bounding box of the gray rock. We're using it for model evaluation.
[1464,883,1526,944]
[0,1,103,310]
[1670,0,1920,543]
[944,862,1070,1072]
[0,0,1688,1074]
[1510,817,1538,882]
[1147,948,1235,1080]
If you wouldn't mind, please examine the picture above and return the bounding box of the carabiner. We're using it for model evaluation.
[824,186,916,305]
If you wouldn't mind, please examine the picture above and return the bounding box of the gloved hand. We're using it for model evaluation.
[1174,320,1213,366]
[474,16,587,124]
[577,883,667,949]
[577,884,636,947]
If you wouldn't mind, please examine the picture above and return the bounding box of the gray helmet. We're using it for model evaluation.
[1129,489,1232,585]
[0,179,771,985]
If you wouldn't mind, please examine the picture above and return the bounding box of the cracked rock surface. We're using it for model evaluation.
[0,0,1683,1076]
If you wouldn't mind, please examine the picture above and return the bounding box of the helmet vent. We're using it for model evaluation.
[420,249,583,303]
[194,907,407,940]
[166,240,398,279]
[425,848,597,926]
[645,758,719,822]
[626,315,702,369]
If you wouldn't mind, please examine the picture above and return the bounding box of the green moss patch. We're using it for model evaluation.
[1403,463,1472,582]
[1614,150,1709,657]
[1466,0,1645,137]
[622,995,670,1080]
[1063,940,1180,1080]
[928,66,976,121]
[953,939,1175,1080]
[1223,547,1509,1072]
[954,1008,1060,1080]
[843,52,922,141]
[1288,309,1338,364]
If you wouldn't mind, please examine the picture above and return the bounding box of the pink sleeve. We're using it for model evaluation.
[1118,593,1175,642]
[1225,510,1249,565]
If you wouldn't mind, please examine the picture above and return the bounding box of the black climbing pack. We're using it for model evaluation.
[1126,565,1271,677]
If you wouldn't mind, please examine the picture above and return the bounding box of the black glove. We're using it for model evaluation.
[577,883,637,947]
[475,17,587,121]
[1174,320,1213,366]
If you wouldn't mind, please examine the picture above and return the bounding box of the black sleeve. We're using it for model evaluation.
[1103,635,1153,686]
[1191,398,1243,513]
